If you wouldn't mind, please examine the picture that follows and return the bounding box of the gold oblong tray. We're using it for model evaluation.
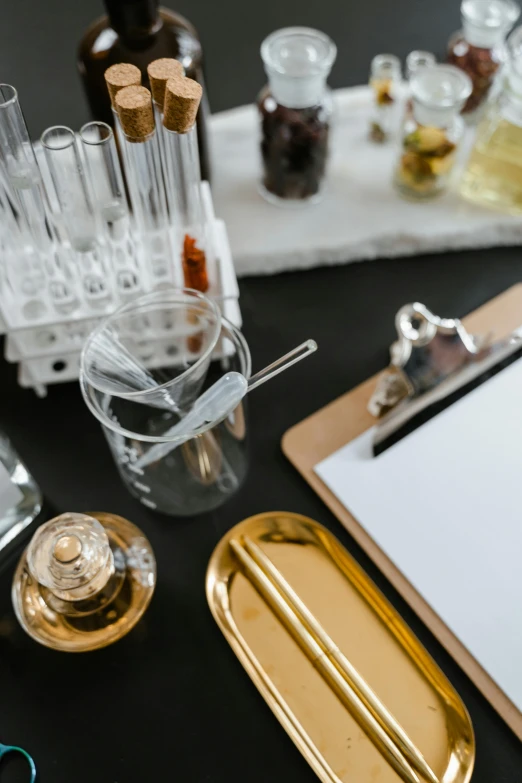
[206,512,475,783]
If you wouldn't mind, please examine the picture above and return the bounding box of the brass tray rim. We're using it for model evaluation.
[206,510,475,783]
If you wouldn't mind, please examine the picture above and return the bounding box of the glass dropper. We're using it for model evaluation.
[135,339,318,468]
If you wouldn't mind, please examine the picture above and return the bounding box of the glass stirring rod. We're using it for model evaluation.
[135,339,318,469]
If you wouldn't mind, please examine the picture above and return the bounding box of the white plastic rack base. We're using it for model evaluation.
[1,183,241,396]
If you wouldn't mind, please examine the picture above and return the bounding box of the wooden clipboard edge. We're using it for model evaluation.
[282,283,522,741]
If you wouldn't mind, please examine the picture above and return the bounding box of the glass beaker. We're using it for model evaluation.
[80,290,250,516]
[258,27,337,205]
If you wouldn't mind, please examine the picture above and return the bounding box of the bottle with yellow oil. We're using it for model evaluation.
[393,65,472,200]
[460,25,522,213]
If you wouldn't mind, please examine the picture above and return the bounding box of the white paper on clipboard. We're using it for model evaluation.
[315,357,522,713]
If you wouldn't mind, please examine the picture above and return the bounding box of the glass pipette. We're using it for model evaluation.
[134,339,317,468]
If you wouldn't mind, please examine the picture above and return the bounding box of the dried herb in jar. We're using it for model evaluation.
[397,126,456,195]
[447,37,501,114]
[258,89,330,200]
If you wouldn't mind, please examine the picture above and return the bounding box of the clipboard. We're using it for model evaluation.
[282,283,522,740]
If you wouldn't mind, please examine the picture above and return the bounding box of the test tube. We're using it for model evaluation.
[41,125,114,311]
[104,63,142,168]
[0,85,51,251]
[0,85,50,318]
[162,77,211,293]
[147,58,184,226]
[0,85,81,319]
[114,85,176,287]
[80,121,144,301]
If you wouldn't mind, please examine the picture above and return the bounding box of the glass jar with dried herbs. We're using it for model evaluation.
[369,54,401,143]
[258,27,337,205]
[394,65,472,200]
[447,0,519,122]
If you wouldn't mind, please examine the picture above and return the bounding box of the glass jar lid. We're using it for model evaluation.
[462,0,520,47]
[261,27,337,108]
[411,64,472,124]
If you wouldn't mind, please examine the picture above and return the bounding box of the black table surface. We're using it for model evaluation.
[1,1,522,782]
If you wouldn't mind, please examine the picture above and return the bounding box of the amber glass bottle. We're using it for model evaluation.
[77,0,211,181]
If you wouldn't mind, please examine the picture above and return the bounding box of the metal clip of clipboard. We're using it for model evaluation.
[369,303,522,456]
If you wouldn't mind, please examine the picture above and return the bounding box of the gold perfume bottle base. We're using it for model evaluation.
[12,512,156,652]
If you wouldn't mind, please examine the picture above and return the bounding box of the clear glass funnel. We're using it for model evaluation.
[80,287,222,415]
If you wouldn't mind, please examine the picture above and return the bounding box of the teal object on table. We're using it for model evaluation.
[0,742,36,781]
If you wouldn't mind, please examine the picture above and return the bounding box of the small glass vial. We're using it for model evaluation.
[404,51,437,119]
[447,0,520,121]
[369,54,401,143]
[406,51,437,81]
[460,25,522,211]
[258,27,337,205]
[394,65,472,200]
[0,432,41,552]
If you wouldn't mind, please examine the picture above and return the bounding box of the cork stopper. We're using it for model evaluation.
[147,58,184,106]
[115,86,155,141]
[163,77,203,133]
[104,63,141,109]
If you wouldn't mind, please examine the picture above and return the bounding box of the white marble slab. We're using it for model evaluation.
[211,86,522,277]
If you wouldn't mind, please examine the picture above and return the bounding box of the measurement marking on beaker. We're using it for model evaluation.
[140,497,157,509]
[133,481,151,493]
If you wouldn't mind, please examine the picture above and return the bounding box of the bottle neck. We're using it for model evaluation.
[104,0,161,40]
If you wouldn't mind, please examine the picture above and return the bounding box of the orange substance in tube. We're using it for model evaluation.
[183,234,209,292]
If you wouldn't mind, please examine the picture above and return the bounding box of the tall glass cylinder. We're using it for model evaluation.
[0,84,52,251]
[147,57,185,228]
[0,85,51,318]
[0,86,81,319]
[80,121,144,300]
[163,124,210,291]
[41,125,114,310]
[115,85,176,287]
